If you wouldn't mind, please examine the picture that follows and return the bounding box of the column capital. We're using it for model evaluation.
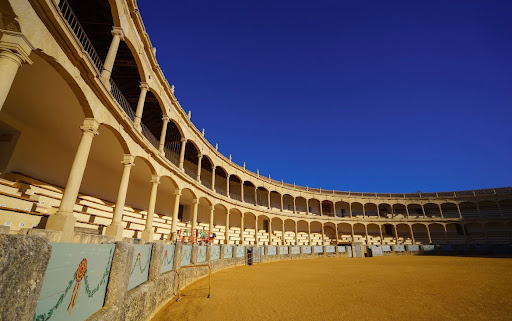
[150,174,160,184]
[192,198,200,204]
[111,27,125,40]
[173,188,181,196]
[197,154,203,159]
[121,154,135,166]
[139,82,150,91]
[80,118,100,136]
[209,205,214,211]
[162,115,170,123]
[0,30,34,65]
[180,137,187,143]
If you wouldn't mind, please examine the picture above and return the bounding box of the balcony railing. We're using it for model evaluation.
[141,123,159,150]
[109,79,135,121]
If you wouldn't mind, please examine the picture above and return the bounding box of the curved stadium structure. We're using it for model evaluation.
[0,0,511,247]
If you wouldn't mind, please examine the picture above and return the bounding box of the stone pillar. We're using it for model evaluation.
[333,203,336,217]
[254,187,258,206]
[393,224,399,244]
[47,119,99,242]
[211,166,216,191]
[409,224,415,244]
[255,216,259,245]
[280,195,284,212]
[321,224,325,245]
[443,224,448,243]
[308,222,312,245]
[377,205,380,217]
[426,225,432,244]
[178,138,187,170]
[268,219,272,245]
[405,204,410,218]
[320,201,323,216]
[267,191,271,209]
[439,204,444,218]
[105,155,135,241]
[196,155,202,182]
[225,212,230,244]
[379,225,384,244]
[421,204,426,218]
[141,175,160,242]
[364,224,369,245]
[350,224,355,243]
[226,176,230,197]
[169,188,182,240]
[240,214,244,245]
[241,182,244,202]
[362,204,365,218]
[208,206,214,234]
[293,197,297,214]
[133,82,149,131]
[335,225,339,244]
[282,222,285,245]
[100,27,125,86]
[306,199,309,215]
[349,203,353,218]
[295,222,298,245]
[0,31,33,111]
[158,116,169,154]
[456,203,462,218]
[190,198,199,237]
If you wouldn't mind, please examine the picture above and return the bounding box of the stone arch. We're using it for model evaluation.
[335,201,350,218]
[309,221,323,245]
[269,190,281,210]
[243,212,257,244]
[214,166,228,196]
[441,202,459,219]
[282,194,294,212]
[367,223,381,245]
[295,197,307,214]
[412,224,429,244]
[283,219,296,245]
[242,181,256,204]
[199,154,214,189]
[296,220,309,245]
[337,223,352,243]
[228,174,243,201]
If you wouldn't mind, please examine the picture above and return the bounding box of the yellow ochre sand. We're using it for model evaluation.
[152,256,512,321]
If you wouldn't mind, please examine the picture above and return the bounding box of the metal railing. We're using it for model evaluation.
[109,79,135,120]
[141,123,159,149]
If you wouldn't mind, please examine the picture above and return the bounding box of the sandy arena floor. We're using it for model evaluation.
[151,256,512,321]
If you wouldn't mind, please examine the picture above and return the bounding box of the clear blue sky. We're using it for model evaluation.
[138,0,512,193]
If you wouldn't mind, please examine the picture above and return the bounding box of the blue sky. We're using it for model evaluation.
[138,0,512,193]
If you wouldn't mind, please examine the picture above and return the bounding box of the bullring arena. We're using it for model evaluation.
[0,0,511,320]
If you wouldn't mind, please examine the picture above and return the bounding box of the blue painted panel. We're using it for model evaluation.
[267,246,277,256]
[180,245,192,267]
[211,245,220,260]
[326,246,335,253]
[224,245,233,258]
[381,245,392,252]
[280,246,288,255]
[197,246,207,263]
[440,244,453,252]
[407,245,420,252]
[236,246,245,258]
[128,244,152,291]
[422,245,436,252]
[355,245,362,257]
[302,246,312,254]
[393,245,406,252]
[347,246,353,257]
[337,246,346,253]
[160,244,175,274]
[313,246,323,253]
[291,246,300,255]
[370,246,383,256]
[34,243,115,321]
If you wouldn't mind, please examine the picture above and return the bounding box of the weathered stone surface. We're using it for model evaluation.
[27,228,62,242]
[0,235,52,321]
[0,226,9,234]
[125,282,151,321]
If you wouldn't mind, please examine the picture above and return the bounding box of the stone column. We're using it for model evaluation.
[47,119,99,242]
[241,182,244,202]
[240,214,244,245]
[320,201,323,216]
[158,116,169,154]
[208,206,214,234]
[255,216,259,245]
[421,204,426,218]
[141,175,160,242]
[280,195,284,212]
[362,204,365,218]
[295,222,298,245]
[306,199,309,215]
[254,187,258,205]
[377,205,380,217]
[100,27,125,85]
[379,225,384,244]
[409,224,415,244]
[105,155,135,241]
[443,224,448,243]
[225,212,230,244]
[211,166,216,191]
[350,224,355,243]
[267,191,271,209]
[293,197,297,214]
[426,224,432,244]
[226,176,230,197]
[282,222,285,245]
[196,155,203,182]
[321,223,325,245]
[191,199,199,239]
[133,82,149,131]
[405,204,410,219]
[268,219,272,245]
[349,203,353,218]
[169,188,182,240]
[439,204,444,218]
[0,31,33,111]
[333,203,336,217]
[364,224,369,245]
[178,138,187,170]
[393,224,399,244]
[456,203,462,218]
[308,222,312,245]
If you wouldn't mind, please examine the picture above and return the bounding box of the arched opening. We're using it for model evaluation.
[243,212,257,245]
[407,204,424,218]
[297,220,309,245]
[466,222,485,244]
[446,223,465,244]
[429,223,446,244]
[338,223,352,243]
[393,204,407,218]
[214,167,228,196]
[367,224,381,245]
[139,91,163,149]
[154,176,179,239]
[308,199,321,216]
[295,197,307,214]
[199,156,213,189]
[310,221,323,245]
[228,209,242,244]
[183,141,199,180]
[283,194,294,212]
[335,201,350,218]
[321,200,335,216]
[176,188,196,230]
[499,199,512,217]
[353,223,366,244]
[243,181,256,204]
[412,224,429,244]
[378,203,392,218]
[396,224,412,244]
[486,222,507,244]
[271,217,284,245]
[256,187,269,208]
[197,197,212,233]
[269,191,281,210]
[284,219,296,245]
[324,222,336,245]
[381,224,395,244]
[441,203,459,219]
[212,204,227,245]
[424,203,441,218]
[459,202,478,218]
[479,201,500,217]
[351,202,364,217]
[228,175,242,201]
[364,203,378,218]
[257,215,270,245]
[163,120,183,166]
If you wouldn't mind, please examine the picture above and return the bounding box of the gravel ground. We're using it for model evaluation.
[151,256,512,321]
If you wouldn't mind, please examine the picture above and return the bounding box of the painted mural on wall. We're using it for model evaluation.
[423,245,435,251]
[408,245,420,252]
[236,246,245,258]
[181,245,192,267]
[313,246,323,253]
[326,246,335,253]
[211,245,220,260]
[280,246,288,255]
[302,246,312,254]
[370,245,383,256]
[337,246,346,253]
[197,246,207,263]
[381,245,392,252]
[33,243,115,321]
[160,244,175,274]
[128,244,152,291]
[267,246,277,256]
[393,245,406,252]
[291,246,300,255]
[224,245,233,258]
